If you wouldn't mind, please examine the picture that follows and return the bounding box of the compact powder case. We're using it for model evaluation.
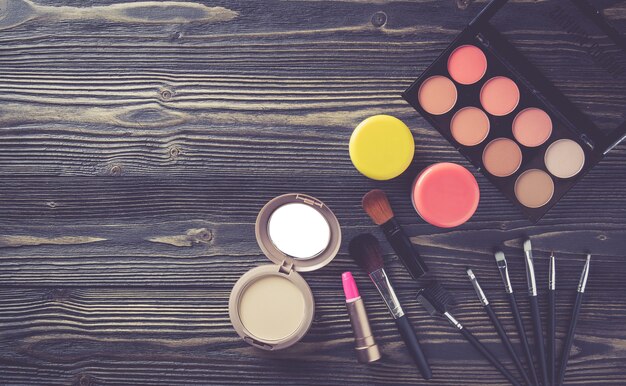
[229,193,341,350]
[403,0,626,222]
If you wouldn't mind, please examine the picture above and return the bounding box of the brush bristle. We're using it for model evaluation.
[494,251,506,262]
[523,239,532,252]
[361,189,394,225]
[348,233,385,274]
[421,282,456,309]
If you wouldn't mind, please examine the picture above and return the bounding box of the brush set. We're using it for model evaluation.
[348,215,591,385]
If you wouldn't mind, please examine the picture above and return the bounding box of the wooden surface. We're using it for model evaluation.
[1,0,626,385]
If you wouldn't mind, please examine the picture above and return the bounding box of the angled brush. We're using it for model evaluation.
[362,189,428,279]
[416,282,522,386]
[349,234,432,379]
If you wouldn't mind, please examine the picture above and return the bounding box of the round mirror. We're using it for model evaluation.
[267,203,331,259]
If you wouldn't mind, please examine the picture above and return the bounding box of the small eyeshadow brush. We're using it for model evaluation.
[349,234,432,379]
[558,254,591,386]
[523,239,549,386]
[362,189,429,279]
[467,268,532,386]
[494,251,538,386]
[416,283,522,386]
[548,253,556,386]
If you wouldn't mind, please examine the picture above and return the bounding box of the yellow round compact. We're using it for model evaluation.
[349,115,415,180]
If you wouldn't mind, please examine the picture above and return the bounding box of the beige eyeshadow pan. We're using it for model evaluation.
[515,169,554,208]
[545,139,585,178]
[482,138,522,177]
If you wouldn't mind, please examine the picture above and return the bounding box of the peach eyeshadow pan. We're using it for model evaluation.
[418,76,457,115]
[480,76,520,116]
[513,108,552,147]
[450,107,490,146]
[447,45,488,85]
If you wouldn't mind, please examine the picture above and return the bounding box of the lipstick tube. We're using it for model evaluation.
[342,272,381,363]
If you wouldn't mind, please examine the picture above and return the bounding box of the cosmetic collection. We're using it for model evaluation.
[227,0,618,383]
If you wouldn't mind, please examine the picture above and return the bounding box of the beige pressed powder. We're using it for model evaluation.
[238,275,305,341]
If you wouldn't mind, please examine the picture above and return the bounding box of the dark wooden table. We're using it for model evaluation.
[1,0,626,385]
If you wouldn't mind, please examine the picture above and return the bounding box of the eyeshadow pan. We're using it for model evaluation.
[450,107,490,146]
[482,138,522,177]
[513,108,552,147]
[480,76,520,116]
[545,139,585,178]
[515,169,554,208]
[448,45,487,85]
[418,75,457,115]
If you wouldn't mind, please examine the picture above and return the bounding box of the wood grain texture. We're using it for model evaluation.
[1,0,625,384]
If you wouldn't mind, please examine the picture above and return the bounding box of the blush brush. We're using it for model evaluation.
[349,234,432,379]
[362,189,429,279]
[416,282,522,386]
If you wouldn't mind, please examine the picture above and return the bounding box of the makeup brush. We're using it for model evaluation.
[416,283,522,386]
[362,189,429,280]
[467,268,531,386]
[523,239,549,386]
[495,251,539,386]
[558,254,591,386]
[349,234,432,379]
[548,253,556,386]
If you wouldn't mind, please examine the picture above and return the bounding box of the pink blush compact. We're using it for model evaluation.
[412,163,479,228]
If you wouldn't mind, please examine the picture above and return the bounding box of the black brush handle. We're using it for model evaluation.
[508,292,539,386]
[548,289,556,386]
[484,304,531,386]
[529,295,549,386]
[558,292,583,386]
[395,315,432,380]
[381,218,428,279]
[459,327,522,386]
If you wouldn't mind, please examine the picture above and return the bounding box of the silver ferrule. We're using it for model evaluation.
[467,269,489,306]
[577,254,591,293]
[370,268,404,318]
[549,253,556,291]
[444,312,463,329]
[524,247,537,296]
[495,255,513,294]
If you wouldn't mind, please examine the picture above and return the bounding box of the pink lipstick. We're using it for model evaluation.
[342,272,381,363]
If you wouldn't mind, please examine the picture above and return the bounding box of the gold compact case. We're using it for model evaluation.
[229,193,341,350]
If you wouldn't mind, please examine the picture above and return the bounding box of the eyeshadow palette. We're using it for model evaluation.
[403,0,626,222]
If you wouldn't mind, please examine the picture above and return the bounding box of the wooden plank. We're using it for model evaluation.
[0,175,625,287]
[0,287,624,385]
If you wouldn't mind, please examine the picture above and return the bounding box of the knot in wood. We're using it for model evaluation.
[371,11,387,28]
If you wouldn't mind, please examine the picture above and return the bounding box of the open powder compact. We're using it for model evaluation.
[229,193,341,350]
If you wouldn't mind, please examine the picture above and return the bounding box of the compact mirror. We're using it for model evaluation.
[268,203,331,259]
